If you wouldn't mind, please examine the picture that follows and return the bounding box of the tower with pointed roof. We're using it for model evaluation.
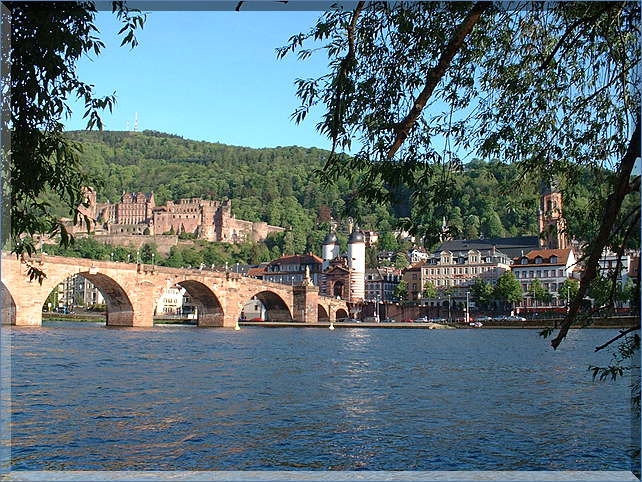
[348,227,366,302]
[322,231,339,271]
[538,179,568,249]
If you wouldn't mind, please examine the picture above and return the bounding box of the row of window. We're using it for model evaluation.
[519,256,558,265]
[521,282,558,292]
[412,266,498,278]
[514,269,564,279]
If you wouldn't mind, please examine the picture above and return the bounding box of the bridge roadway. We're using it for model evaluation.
[1,254,349,327]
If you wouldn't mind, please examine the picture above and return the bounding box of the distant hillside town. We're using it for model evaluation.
[67,187,285,243]
[50,180,638,320]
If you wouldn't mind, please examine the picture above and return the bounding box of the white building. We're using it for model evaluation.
[155,285,187,315]
[262,254,324,286]
[511,248,576,309]
[408,248,430,264]
[598,250,632,285]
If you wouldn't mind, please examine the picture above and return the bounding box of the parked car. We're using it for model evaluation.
[415,316,429,323]
[248,317,265,322]
[400,318,414,323]
[505,315,526,321]
[382,318,395,323]
[476,316,493,322]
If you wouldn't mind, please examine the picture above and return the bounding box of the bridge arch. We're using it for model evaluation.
[317,304,329,322]
[169,279,225,327]
[335,308,348,320]
[241,290,293,322]
[1,281,16,325]
[43,271,136,327]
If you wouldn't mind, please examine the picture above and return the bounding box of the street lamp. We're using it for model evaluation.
[375,294,380,322]
[110,252,114,261]
[127,254,131,264]
[448,294,451,323]
[465,291,470,324]
[151,253,155,270]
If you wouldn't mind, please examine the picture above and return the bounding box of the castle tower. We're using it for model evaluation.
[322,231,339,271]
[538,179,568,249]
[347,227,366,302]
[77,186,97,232]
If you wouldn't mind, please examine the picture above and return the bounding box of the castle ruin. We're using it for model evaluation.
[74,188,285,243]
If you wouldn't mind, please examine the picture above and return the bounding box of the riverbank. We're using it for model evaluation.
[42,313,196,325]
[240,321,456,329]
[41,313,637,329]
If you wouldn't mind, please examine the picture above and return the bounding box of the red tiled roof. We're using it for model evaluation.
[269,253,323,265]
[247,267,266,277]
[403,262,426,272]
[511,248,572,267]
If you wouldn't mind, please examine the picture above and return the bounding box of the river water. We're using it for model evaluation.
[5,323,636,471]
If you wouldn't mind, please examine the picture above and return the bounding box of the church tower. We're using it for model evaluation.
[538,179,568,249]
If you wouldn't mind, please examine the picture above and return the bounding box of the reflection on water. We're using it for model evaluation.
[5,322,634,470]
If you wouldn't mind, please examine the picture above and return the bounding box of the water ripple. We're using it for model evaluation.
[7,324,633,471]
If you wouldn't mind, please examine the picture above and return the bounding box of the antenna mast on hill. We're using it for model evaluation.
[134,112,139,132]
[126,120,130,131]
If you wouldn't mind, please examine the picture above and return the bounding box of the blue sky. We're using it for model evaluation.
[64,8,334,149]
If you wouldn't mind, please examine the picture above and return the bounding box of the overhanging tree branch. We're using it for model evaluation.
[551,113,641,350]
[595,326,641,352]
[386,1,492,160]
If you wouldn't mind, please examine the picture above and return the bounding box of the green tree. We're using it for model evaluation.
[621,278,637,307]
[140,243,158,264]
[528,279,553,305]
[393,279,408,301]
[463,215,480,240]
[5,2,146,280]
[480,212,505,239]
[393,252,409,270]
[494,271,523,310]
[422,281,437,299]
[558,279,580,306]
[439,286,455,298]
[365,246,379,269]
[282,1,640,353]
[163,246,185,268]
[378,231,399,252]
[470,278,494,310]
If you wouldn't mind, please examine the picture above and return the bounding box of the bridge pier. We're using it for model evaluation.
[293,285,319,323]
[13,305,42,326]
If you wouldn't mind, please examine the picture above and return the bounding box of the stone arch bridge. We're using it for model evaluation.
[1,254,349,327]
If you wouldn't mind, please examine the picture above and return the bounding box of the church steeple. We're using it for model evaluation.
[538,178,568,249]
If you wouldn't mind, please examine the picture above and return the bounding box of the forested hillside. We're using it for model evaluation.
[56,130,636,258]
